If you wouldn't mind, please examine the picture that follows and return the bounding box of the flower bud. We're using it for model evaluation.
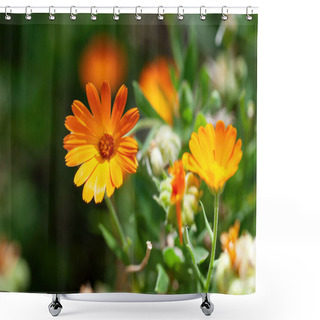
[149,125,181,176]
[153,177,172,211]
[150,147,164,176]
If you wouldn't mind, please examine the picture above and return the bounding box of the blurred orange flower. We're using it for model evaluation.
[220,220,240,266]
[183,121,242,194]
[79,35,127,94]
[169,160,186,244]
[63,81,139,203]
[0,237,20,275]
[139,57,178,126]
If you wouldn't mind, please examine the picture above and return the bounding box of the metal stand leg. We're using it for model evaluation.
[48,294,63,317]
[200,293,214,316]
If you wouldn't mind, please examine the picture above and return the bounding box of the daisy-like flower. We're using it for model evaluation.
[182,121,242,194]
[63,82,139,203]
[168,160,186,244]
[139,57,178,126]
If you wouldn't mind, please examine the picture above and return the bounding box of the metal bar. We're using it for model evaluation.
[61,292,201,302]
[0,6,258,15]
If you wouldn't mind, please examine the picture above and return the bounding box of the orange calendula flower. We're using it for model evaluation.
[220,220,240,266]
[79,35,127,94]
[182,121,242,194]
[63,82,139,203]
[139,57,178,126]
[169,160,186,244]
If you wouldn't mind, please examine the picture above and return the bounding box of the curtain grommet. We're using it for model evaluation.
[200,6,207,20]
[5,6,12,21]
[49,6,55,21]
[90,6,97,21]
[221,6,228,21]
[177,6,184,21]
[25,6,32,21]
[113,6,120,21]
[70,6,77,21]
[157,6,164,21]
[246,6,253,21]
[135,6,142,21]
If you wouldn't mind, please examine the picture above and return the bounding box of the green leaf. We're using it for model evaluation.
[185,228,205,288]
[199,201,213,242]
[194,247,209,265]
[168,22,184,71]
[194,113,207,132]
[163,247,185,269]
[155,264,169,294]
[132,81,165,122]
[99,224,125,262]
[179,82,194,126]
[199,66,210,104]
[181,28,198,86]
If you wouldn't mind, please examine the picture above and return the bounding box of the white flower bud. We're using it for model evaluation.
[150,147,164,176]
[149,125,181,176]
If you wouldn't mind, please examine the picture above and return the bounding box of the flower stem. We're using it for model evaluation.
[105,196,128,251]
[204,194,219,292]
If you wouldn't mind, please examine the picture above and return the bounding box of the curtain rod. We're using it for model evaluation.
[0,6,259,16]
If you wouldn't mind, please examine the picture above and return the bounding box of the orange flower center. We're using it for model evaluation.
[99,133,115,160]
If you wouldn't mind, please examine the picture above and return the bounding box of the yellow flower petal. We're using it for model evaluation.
[94,161,108,203]
[111,85,127,132]
[118,108,140,137]
[74,156,100,187]
[86,82,103,124]
[64,82,139,203]
[65,145,99,167]
[139,57,178,126]
[110,157,123,188]
[183,121,242,193]
[72,100,102,137]
[106,163,115,197]
[100,81,111,128]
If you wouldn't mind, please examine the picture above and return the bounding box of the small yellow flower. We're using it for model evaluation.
[183,121,242,194]
[139,57,178,126]
[63,82,139,203]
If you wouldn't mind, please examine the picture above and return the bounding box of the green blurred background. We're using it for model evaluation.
[0,14,257,293]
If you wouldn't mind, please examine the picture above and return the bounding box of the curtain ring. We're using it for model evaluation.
[221,6,228,21]
[157,6,164,21]
[5,6,11,21]
[177,6,184,21]
[90,6,97,21]
[246,6,253,21]
[25,6,32,20]
[113,6,120,21]
[70,6,77,20]
[135,6,142,21]
[49,6,55,21]
[200,6,207,20]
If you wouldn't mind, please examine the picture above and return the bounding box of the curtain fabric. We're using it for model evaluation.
[0,14,257,294]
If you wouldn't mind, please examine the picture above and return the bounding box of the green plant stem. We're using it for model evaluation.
[204,194,219,292]
[105,196,127,251]
[127,118,161,135]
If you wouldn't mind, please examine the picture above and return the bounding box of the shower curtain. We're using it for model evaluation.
[0,12,257,295]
